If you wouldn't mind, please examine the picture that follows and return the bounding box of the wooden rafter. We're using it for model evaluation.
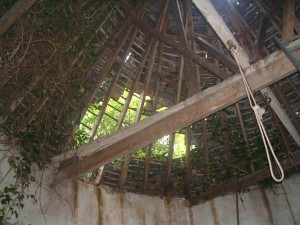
[116,34,153,130]
[282,0,295,41]
[170,0,199,94]
[193,0,250,69]
[118,0,171,189]
[0,0,39,36]
[119,39,159,189]
[120,2,229,80]
[143,41,166,192]
[194,0,300,147]
[254,16,268,61]
[194,37,238,73]
[51,40,300,185]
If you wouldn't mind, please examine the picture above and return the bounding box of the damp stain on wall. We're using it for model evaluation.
[73,181,78,224]
[119,191,125,225]
[260,188,274,225]
[164,197,172,225]
[94,186,104,225]
[209,200,220,225]
[188,206,195,225]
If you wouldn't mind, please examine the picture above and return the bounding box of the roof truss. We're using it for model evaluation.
[52,39,300,185]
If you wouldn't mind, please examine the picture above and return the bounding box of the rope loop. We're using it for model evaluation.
[229,40,284,182]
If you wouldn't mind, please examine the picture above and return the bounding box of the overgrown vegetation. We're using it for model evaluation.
[0,0,119,222]
[0,140,36,223]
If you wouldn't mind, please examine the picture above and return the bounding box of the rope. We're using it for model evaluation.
[229,44,284,182]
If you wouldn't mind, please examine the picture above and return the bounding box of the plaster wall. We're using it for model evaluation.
[1,140,300,225]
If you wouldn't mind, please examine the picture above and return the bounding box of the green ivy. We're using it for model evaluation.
[0,154,36,224]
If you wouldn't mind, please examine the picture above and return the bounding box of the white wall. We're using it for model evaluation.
[1,137,300,225]
[13,176,300,225]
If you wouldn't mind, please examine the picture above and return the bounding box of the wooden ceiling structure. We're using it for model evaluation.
[1,0,300,201]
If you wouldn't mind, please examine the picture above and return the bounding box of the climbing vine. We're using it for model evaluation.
[0,0,119,223]
[0,140,36,223]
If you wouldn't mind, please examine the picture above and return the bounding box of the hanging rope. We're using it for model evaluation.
[228,40,284,182]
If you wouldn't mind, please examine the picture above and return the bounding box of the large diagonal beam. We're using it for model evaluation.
[51,40,300,186]
[193,0,300,146]
[192,0,250,68]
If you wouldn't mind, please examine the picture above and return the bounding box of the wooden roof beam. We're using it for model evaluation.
[192,0,250,69]
[194,0,300,146]
[253,16,268,62]
[194,37,239,73]
[282,0,294,41]
[51,39,300,185]
[170,0,199,94]
[0,0,38,36]
[120,2,229,80]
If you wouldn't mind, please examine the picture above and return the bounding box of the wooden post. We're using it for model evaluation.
[164,133,175,194]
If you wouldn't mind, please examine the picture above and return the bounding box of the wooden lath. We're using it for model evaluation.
[143,40,166,192]
[120,2,230,80]
[118,1,170,190]
[170,0,200,95]
[198,151,300,202]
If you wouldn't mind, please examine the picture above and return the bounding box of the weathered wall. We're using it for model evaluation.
[1,138,300,225]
